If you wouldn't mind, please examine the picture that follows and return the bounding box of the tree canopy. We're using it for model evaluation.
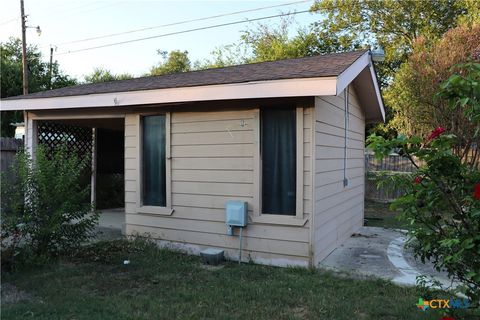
[149,50,191,76]
[84,68,133,83]
[385,24,480,150]
[311,0,479,86]
[1,38,77,137]
[199,17,360,69]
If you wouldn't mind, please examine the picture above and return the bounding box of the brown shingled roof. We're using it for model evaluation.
[5,50,368,100]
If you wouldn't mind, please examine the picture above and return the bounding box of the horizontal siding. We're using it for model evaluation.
[313,85,365,265]
[125,106,313,266]
[172,157,253,170]
[171,130,254,145]
[315,120,364,141]
[171,144,254,158]
[125,224,309,257]
[171,118,254,133]
[126,213,309,243]
[315,158,364,173]
[172,169,253,183]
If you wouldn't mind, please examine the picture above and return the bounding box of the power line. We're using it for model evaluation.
[56,9,314,56]
[51,0,312,47]
[0,17,19,26]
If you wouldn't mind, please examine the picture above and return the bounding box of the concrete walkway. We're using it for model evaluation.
[94,208,125,241]
[319,226,455,288]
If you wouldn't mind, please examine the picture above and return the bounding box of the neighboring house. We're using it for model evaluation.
[1,50,384,267]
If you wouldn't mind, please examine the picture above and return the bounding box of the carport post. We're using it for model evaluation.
[91,127,97,208]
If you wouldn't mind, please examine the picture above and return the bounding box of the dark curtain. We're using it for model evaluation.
[261,107,296,215]
[142,115,166,206]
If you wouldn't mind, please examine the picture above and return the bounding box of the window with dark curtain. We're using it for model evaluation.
[261,107,296,215]
[142,115,166,206]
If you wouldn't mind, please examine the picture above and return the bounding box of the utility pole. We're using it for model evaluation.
[20,0,28,95]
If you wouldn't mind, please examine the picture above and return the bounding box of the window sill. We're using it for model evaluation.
[251,214,307,226]
[136,206,174,216]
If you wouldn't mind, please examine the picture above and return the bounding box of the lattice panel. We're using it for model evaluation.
[37,121,92,160]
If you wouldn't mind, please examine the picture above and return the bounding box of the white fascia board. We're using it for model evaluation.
[336,51,385,122]
[336,51,370,95]
[0,77,337,111]
[369,62,386,121]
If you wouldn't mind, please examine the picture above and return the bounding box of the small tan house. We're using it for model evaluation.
[1,50,384,267]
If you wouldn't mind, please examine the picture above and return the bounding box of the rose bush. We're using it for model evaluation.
[367,62,479,304]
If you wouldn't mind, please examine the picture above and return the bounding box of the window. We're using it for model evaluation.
[261,107,296,215]
[142,115,166,207]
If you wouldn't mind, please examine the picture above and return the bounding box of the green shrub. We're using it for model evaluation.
[1,145,99,269]
[367,62,480,305]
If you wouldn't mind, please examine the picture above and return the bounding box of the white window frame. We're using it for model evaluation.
[252,107,306,226]
[135,112,173,215]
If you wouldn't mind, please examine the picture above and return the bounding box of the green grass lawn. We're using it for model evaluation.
[364,200,414,230]
[2,240,478,320]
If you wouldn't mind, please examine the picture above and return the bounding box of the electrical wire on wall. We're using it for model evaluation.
[343,86,349,187]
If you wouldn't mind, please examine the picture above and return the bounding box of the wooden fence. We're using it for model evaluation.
[1,138,23,174]
[364,152,415,202]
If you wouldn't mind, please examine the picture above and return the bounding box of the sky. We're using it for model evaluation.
[0,0,319,81]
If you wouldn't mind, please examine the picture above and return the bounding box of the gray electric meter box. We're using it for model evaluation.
[225,200,247,227]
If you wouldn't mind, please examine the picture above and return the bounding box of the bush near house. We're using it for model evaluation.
[367,62,480,305]
[0,145,98,269]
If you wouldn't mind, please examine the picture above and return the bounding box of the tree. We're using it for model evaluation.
[84,67,133,83]
[1,145,98,268]
[311,0,479,138]
[149,50,191,76]
[199,17,361,69]
[367,63,480,304]
[311,0,478,86]
[385,24,480,159]
[0,38,77,137]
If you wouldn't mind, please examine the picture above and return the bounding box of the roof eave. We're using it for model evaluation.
[336,51,385,123]
[0,77,338,111]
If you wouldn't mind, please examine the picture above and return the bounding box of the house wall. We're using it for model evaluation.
[313,85,366,265]
[124,104,314,267]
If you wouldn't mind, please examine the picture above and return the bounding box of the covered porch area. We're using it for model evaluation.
[27,111,126,233]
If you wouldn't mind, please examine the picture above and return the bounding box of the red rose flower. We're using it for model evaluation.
[427,127,446,141]
[440,317,456,320]
[413,176,422,184]
[474,184,480,200]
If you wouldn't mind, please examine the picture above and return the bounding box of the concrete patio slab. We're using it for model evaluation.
[319,226,455,288]
[93,208,125,241]
[98,207,125,229]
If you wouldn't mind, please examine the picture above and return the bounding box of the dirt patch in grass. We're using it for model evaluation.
[1,283,33,304]
[291,305,309,319]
